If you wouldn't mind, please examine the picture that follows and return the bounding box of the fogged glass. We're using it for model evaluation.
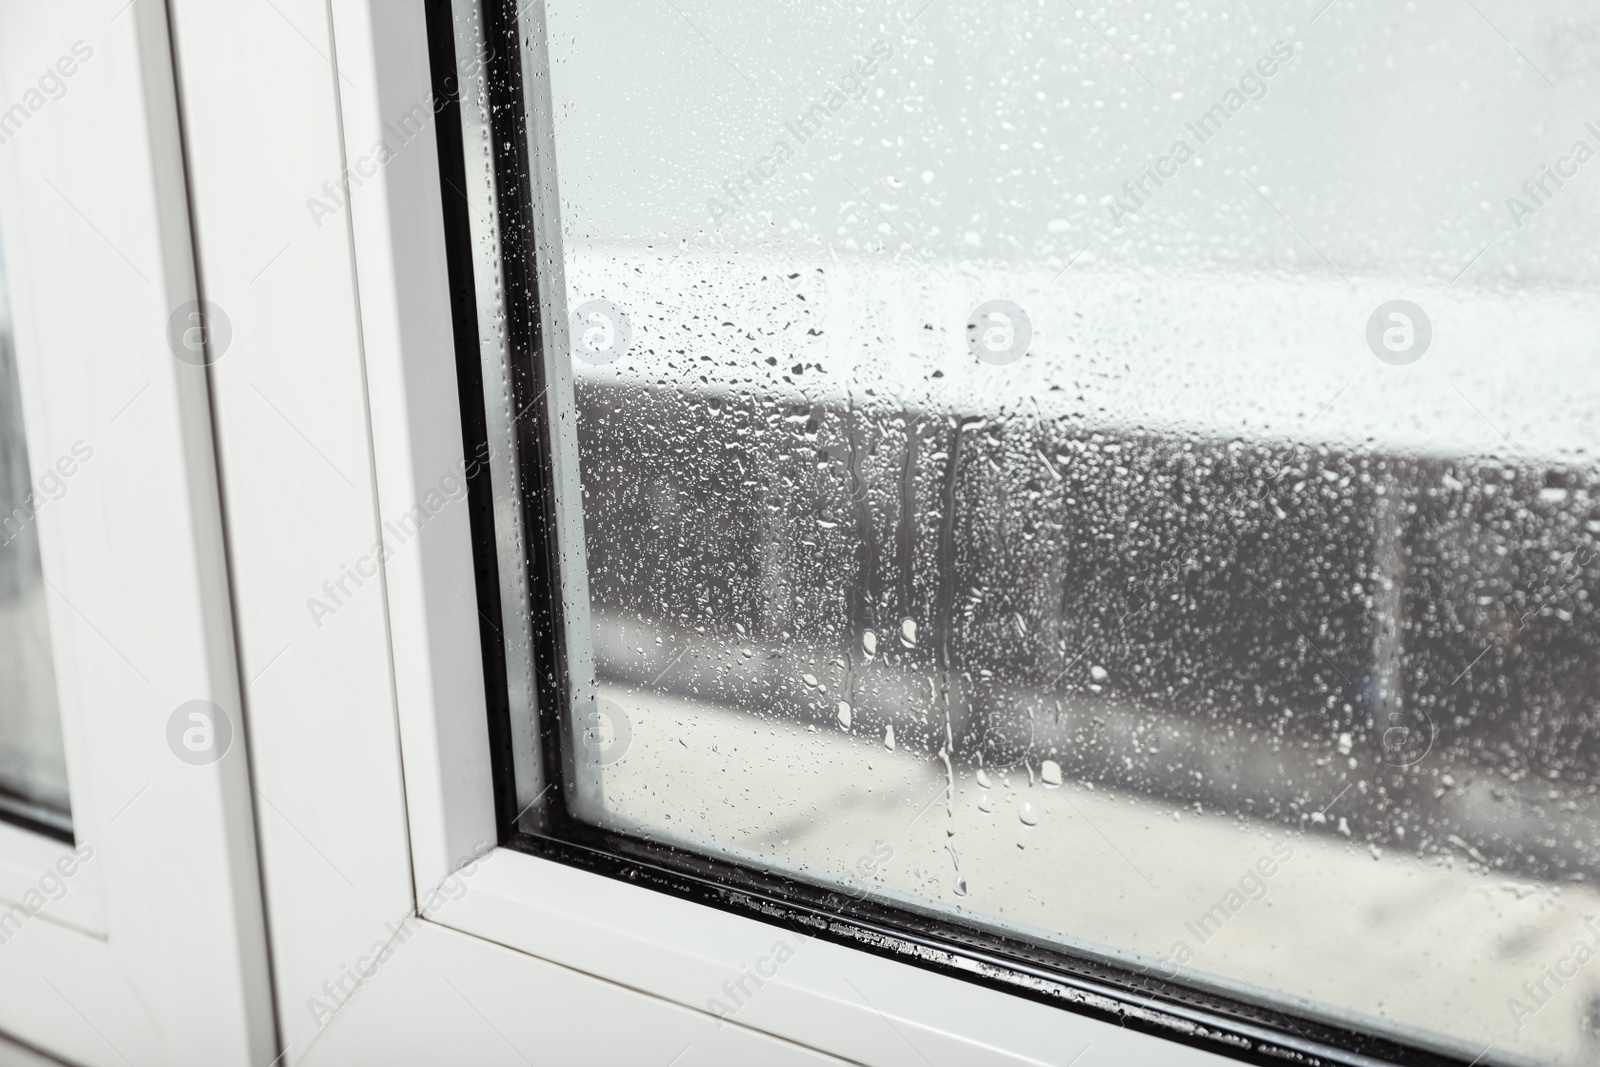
[0,231,70,831]
[538,2,1600,1061]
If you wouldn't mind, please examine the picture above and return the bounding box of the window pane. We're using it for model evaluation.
[0,227,71,832]
[528,2,1600,1061]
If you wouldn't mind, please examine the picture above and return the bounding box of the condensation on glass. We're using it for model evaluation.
[508,2,1600,1062]
[0,226,70,833]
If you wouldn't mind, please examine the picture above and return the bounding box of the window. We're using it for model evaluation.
[0,7,274,1063]
[0,229,69,837]
[453,2,1600,1064]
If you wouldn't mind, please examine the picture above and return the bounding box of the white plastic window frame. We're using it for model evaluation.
[170,0,1238,1063]
[0,3,275,1065]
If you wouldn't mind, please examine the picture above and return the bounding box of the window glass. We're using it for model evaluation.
[532,2,1600,1061]
[0,227,71,833]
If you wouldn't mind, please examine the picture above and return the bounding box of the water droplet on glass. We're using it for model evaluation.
[837,701,852,728]
[978,795,994,813]
[976,769,993,789]
[862,631,877,656]
[953,874,968,896]
[1019,801,1039,826]
[884,724,896,751]
[801,672,820,688]
[1040,760,1062,787]
[1089,665,1109,682]
[900,618,918,647]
